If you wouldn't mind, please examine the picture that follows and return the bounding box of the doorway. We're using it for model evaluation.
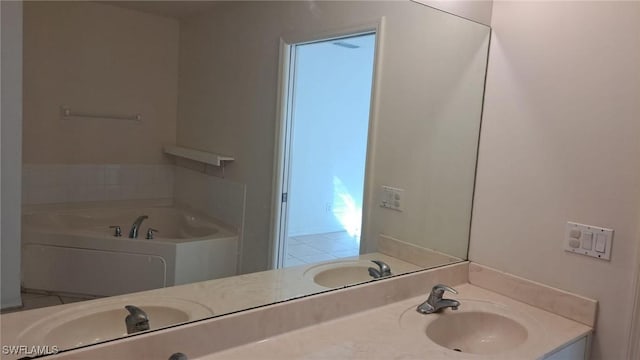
[274,32,377,268]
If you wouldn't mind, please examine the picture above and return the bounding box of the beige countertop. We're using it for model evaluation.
[199,283,592,360]
[1,252,422,356]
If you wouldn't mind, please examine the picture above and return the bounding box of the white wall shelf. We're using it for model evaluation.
[163,145,234,167]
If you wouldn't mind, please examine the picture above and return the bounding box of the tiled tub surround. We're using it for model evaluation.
[4,262,594,360]
[22,164,174,204]
[1,253,421,359]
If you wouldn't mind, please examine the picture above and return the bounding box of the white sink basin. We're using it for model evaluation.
[426,311,528,354]
[17,296,213,350]
[304,260,378,288]
[399,299,539,356]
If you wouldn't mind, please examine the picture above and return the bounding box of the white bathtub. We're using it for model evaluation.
[22,200,239,297]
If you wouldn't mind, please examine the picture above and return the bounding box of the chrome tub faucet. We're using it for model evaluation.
[128,215,149,238]
[417,284,460,314]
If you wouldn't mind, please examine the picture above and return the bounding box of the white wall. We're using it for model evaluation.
[178,1,489,273]
[287,35,375,237]
[470,1,640,358]
[23,1,179,165]
[1,0,23,309]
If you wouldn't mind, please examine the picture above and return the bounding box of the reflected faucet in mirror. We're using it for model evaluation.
[368,260,392,279]
[125,305,150,334]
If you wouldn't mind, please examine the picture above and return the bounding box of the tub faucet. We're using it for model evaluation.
[125,305,150,334]
[368,260,392,279]
[128,215,149,238]
[417,284,460,314]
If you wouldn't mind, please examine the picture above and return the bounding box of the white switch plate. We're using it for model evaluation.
[564,221,613,261]
[380,186,404,212]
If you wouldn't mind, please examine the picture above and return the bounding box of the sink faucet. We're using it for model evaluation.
[368,260,392,279]
[125,305,150,334]
[128,215,148,238]
[417,284,460,314]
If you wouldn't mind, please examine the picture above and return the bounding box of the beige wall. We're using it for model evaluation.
[23,1,179,164]
[177,1,489,273]
[470,1,640,358]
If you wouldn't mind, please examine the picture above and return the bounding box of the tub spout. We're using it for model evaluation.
[128,215,149,238]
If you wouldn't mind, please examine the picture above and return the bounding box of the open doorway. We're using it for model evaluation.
[274,32,377,268]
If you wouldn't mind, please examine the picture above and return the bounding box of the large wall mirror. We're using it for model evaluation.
[2,0,489,356]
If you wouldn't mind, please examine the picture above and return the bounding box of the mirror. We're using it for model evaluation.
[2,0,489,356]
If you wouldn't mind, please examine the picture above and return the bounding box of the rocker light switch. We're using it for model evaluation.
[595,233,607,253]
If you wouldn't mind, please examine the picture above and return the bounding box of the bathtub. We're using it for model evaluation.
[22,200,239,297]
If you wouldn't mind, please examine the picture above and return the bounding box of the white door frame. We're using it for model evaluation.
[269,18,386,269]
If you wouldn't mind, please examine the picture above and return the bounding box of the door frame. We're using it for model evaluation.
[269,18,386,269]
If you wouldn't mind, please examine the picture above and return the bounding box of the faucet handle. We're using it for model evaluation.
[431,284,458,296]
[146,228,158,240]
[109,225,122,237]
[370,260,392,276]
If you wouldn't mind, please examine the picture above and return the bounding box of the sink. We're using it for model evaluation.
[399,299,538,356]
[17,296,213,350]
[426,311,528,355]
[304,260,378,288]
[313,266,374,288]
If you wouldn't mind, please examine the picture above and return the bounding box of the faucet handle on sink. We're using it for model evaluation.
[109,225,122,237]
[418,284,460,314]
[431,284,458,296]
[146,228,159,240]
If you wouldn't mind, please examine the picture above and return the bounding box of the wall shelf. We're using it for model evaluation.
[163,145,234,167]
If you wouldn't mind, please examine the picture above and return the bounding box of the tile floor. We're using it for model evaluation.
[0,291,96,314]
[284,230,360,267]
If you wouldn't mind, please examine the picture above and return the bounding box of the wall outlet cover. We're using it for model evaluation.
[564,221,613,261]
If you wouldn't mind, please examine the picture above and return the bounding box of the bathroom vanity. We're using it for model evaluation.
[37,262,594,359]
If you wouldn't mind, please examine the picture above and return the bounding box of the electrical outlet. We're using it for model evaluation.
[380,186,404,211]
[564,221,613,261]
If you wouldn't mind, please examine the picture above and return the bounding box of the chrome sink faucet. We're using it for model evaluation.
[128,215,148,238]
[125,305,150,334]
[417,284,460,314]
[368,260,392,279]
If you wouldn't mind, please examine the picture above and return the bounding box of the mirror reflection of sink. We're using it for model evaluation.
[18,297,213,350]
[399,299,536,356]
[304,260,380,288]
[426,311,527,355]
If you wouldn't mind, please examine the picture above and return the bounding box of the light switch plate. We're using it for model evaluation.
[380,186,404,212]
[564,221,613,261]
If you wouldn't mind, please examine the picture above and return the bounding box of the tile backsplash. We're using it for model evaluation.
[22,164,174,204]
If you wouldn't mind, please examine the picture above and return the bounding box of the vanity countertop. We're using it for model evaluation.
[0,252,423,357]
[197,283,592,360]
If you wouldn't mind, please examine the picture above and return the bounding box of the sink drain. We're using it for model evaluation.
[453,349,463,352]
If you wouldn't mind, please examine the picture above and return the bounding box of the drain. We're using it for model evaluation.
[453,349,463,352]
